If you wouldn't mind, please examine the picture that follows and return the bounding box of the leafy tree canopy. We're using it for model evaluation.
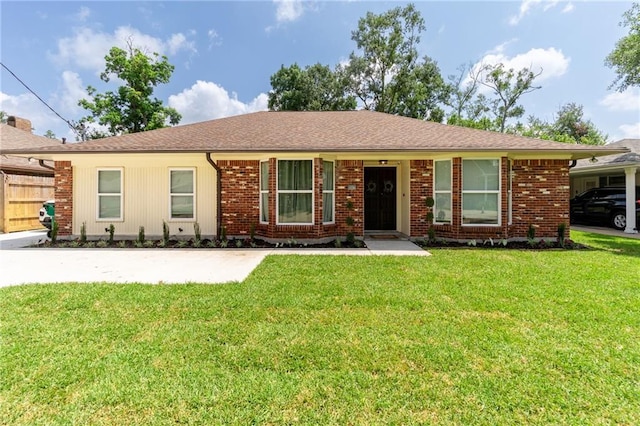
[605,3,640,91]
[77,43,181,139]
[342,3,449,121]
[268,63,356,111]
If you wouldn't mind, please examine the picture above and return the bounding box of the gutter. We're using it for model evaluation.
[205,153,222,238]
[38,160,55,171]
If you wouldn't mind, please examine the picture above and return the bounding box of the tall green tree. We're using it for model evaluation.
[342,3,449,121]
[268,63,356,111]
[77,43,181,139]
[605,3,640,91]
[480,63,542,133]
[43,130,56,139]
[513,103,607,145]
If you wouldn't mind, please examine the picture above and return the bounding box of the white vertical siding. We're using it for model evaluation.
[71,154,217,238]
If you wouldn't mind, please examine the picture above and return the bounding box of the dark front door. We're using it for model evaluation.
[364,167,397,230]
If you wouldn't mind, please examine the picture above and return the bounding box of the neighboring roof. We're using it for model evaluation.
[0,111,628,160]
[0,124,60,174]
[571,139,640,173]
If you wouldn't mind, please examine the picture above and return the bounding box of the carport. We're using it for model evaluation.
[570,139,639,234]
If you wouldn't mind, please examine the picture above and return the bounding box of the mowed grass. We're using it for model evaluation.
[1,231,639,425]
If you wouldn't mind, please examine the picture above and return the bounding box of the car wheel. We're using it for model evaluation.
[611,211,626,230]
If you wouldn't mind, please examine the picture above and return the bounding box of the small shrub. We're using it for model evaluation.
[527,224,536,241]
[80,222,87,244]
[143,240,155,248]
[346,232,355,244]
[557,222,566,248]
[286,237,297,247]
[220,225,227,242]
[192,239,202,248]
[84,241,96,248]
[68,240,80,248]
[345,216,355,227]
[96,240,108,248]
[138,226,145,245]
[117,241,127,248]
[162,221,170,245]
[249,223,256,241]
[235,239,243,248]
[207,240,217,248]
[50,220,59,244]
[176,240,189,248]
[194,222,201,243]
[345,200,354,210]
[334,238,342,248]
[427,226,436,241]
[219,239,228,248]
[467,239,477,247]
[353,239,364,248]
[108,224,115,245]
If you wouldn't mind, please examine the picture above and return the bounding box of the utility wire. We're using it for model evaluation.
[1,61,80,137]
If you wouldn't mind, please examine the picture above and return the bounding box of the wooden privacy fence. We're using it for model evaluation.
[1,173,55,233]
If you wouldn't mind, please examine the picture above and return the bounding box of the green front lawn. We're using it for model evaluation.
[1,231,639,425]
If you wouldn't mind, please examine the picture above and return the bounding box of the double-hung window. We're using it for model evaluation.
[462,159,500,225]
[170,168,195,219]
[322,161,335,223]
[433,160,451,224]
[260,161,269,223]
[277,160,313,224]
[97,169,122,220]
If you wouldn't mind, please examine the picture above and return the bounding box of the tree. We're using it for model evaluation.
[512,103,607,145]
[77,43,181,139]
[480,63,542,133]
[605,3,640,91]
[44,130,56,139]
[342,3,449,121]
[0,111,7,124]
[446,62,484,120]
[268,63,356,111]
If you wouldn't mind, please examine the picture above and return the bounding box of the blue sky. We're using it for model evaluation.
[1,1,638,143]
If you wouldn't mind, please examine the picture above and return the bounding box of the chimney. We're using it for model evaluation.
[7,116,32,133]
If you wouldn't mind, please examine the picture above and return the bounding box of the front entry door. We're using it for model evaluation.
[364,167,397,230]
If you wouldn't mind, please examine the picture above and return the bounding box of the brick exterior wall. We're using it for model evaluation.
[409,160,432,237]
[54,161,73,236]
[217,157,569,241]
[335,160,364,237]
[510,159,571,238]
[218,160,260,236]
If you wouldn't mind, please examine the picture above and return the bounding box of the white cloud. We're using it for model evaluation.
[561,2,574,13]
[168,81,268,124]
[469,46,570,91]
[599,88,640,112]
[208,29,222,49]
[51,26,196,74]
[56,71,86,115]
[509,0,570,26]
[618,122,640,139]
[0,91,70,138]
[274,0,304,23]
[75,6,91,22]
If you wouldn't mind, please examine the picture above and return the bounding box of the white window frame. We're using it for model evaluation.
[461,158,501,227]
[96,168,123,221]
[276,159,314,226]
[260,160,269,224]
[433,159,452,225]
[169,168,196,221]
[322,160,335,224]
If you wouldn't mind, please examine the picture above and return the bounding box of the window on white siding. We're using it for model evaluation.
[277,160,313,224]
[323,161,335,223]
[462,159,500,225]
[260,161,269,224]
[97,169,122,220]
[434,160,451,224]
[170,169,195,220]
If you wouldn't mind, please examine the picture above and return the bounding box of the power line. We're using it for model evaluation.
[1,61,81,137]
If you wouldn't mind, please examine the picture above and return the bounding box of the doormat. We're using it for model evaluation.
[369,234,399,240]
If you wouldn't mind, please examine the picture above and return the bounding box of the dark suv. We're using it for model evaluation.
[570,187,640,230]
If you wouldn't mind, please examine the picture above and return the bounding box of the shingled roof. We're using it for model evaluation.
[0,124,61,174]
[0,111,628,160]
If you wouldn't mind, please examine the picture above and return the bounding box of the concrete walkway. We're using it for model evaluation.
[0,231,428,287]
[572,225,640,239]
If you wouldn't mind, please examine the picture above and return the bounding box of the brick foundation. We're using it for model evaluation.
[54,161,73,236]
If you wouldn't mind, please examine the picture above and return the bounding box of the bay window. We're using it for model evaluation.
[323,161,334,223]
[277,160,313,224]
[462,159,500,225]
[433,160,451,223]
